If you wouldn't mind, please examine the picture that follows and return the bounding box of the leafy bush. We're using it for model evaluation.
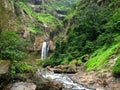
[61,59,69,65]
[15,62,33,73]
[0,30,26,60]
[106,8,120,33]
[77,59,82,65]
[112,56,120,76]
[10,62,33,78]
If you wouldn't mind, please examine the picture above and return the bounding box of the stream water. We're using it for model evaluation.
[41,71,94,90]
[40,41,94,90]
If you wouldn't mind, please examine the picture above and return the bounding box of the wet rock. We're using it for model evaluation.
[49,81,62,90]
[10,82,36,90]
[52,65,77,74]
[32,69,63,90]
[33,36,55,52]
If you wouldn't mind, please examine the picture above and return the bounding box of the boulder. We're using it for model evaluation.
[50,65,77,74]
[10,82,36,90]
[32,69,63,90]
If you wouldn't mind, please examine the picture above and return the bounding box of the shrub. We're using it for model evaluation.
[15,62,33,73]
[112,56,120,76]
[10,62,33,78]
[0,30,26,60]
[77,59,82,65]
[61,59,69,65]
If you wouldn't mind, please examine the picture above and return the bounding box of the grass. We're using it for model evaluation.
[112,56,120,75]
[85,42,120,71]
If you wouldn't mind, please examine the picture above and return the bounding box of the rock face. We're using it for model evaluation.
[10,82,36,90]
[33,36,55,52]
[33,36,44,51]
[49,40,55,51]
[0,60,10,74]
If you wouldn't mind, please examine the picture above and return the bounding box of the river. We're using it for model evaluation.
[41,70,95,90]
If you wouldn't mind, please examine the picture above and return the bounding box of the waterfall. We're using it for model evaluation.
[41,41,49,60]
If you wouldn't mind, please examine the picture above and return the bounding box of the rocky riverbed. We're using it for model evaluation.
[46,64,120,90]
[69,66,120,90]
[0,59,120,90]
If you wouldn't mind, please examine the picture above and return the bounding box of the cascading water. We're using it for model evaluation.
[41,41,49,60]
[41,41,47,60]
[41,71,94,90]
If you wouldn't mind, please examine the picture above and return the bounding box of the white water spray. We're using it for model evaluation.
[41,71,94,90]
[41,41,49,60]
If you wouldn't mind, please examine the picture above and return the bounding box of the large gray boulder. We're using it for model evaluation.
[10,82,36,90]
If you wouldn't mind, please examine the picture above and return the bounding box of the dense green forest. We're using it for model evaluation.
[41,0,120,75]
[0,0,120,89]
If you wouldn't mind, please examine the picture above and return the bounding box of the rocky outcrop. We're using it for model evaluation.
[46,64,77,74]
[33,36,44,51]
[33,36,55,51]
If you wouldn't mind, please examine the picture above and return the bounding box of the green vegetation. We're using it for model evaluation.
[41,0,120,76]
[0,30,26,60]
[112,56,120,75]
[17,1,63,35]
[1,0,120,80]
[85,43,120,71]
[10,61,34,78]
